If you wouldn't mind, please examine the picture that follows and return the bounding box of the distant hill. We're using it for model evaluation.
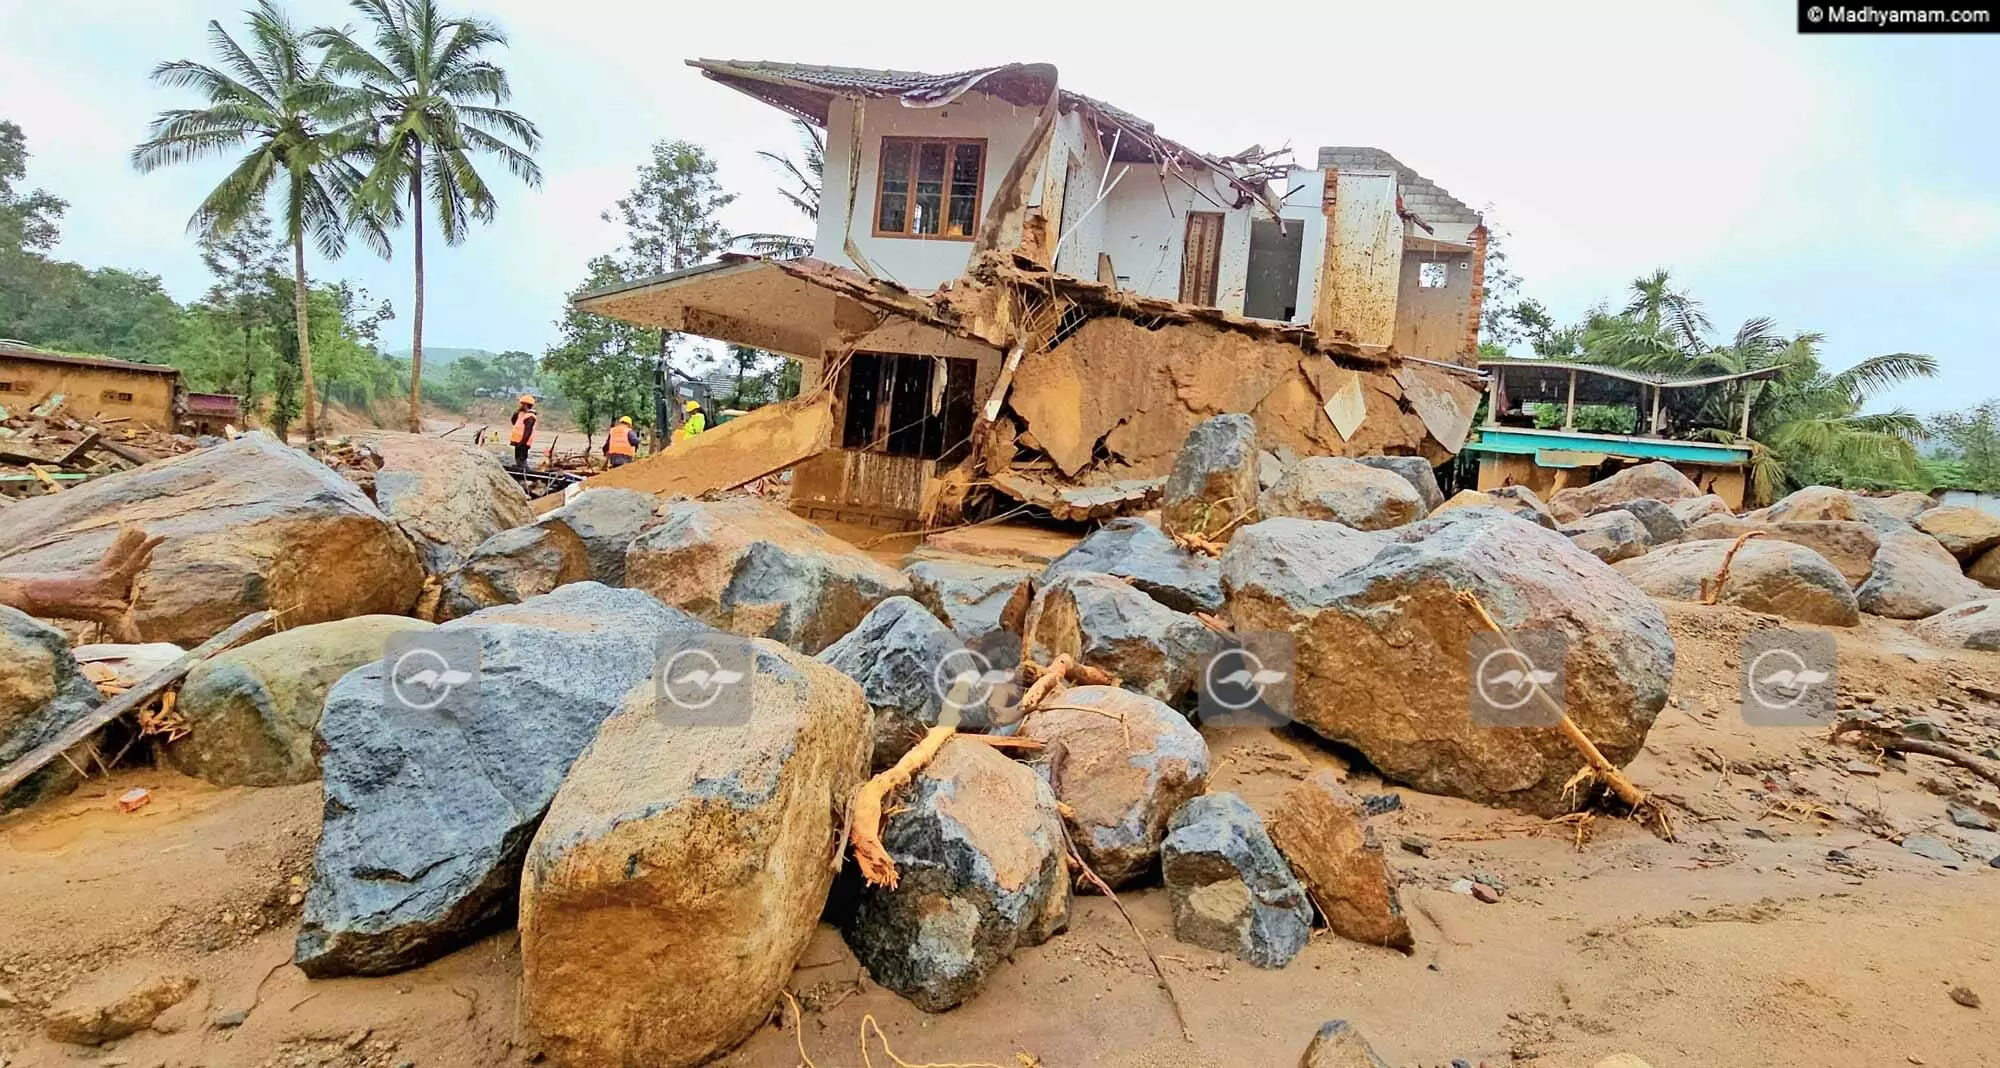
[386,347,498,373]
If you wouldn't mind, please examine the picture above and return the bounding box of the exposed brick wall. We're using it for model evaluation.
[1461,223,1490,363]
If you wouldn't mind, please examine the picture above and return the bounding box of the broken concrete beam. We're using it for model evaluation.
[534,392,833,515]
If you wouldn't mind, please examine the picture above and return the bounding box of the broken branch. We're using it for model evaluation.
[1699,529,1767,605]
[0,524,163,641]
[1066,832,1194,1044]
[849,723,959,888]
[1830,718,2000,789]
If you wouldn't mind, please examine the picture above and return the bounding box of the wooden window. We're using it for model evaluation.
[0,381,17,392]
[1180,211,1225,306]
[839,352,977,461]
[101,389,134,403]
[874,138,985,240]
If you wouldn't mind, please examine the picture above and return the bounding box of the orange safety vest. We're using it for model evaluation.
[606,426,636,457]
[509,409,535,445]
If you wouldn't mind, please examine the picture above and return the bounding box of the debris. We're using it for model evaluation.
[1949,986,1981,1009]
[1268,772,1414,951]
[1161,792,1312,969]
[115,787,150,812]
[42,972,198,1045]
[1830,719,2000,789]
[843,737,1068,1011]
[518,630,868,1068]
[0,400,195,500]
[0,524,162,641]
[626,498,909,655]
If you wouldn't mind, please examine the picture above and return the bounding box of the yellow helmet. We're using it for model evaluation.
[518,394,536,406]
[683,400,701,412]
[618,415,633,425]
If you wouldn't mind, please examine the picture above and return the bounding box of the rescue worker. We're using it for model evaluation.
[604,415,640,467]
[674,398,707,442]
[508,394,537,470]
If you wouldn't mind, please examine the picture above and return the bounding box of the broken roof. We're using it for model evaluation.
[0,340,180,377]
[1317,147,1482,230]
[1480,358,1785,390]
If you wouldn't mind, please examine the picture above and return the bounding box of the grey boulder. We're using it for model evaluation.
[1299,1020,1394,1068]
[1354,455,1445,513]
[903,559,1034,641]
[1431,486,1558,529]
[296,583,703,977]
[1258,457,1424,531]
[1594,497,1685,545]
[437,524,592,621]
[820,596,990,769]
[1022,571,1217,709]
[1911,599,2000,652]
[1679,517,1881,588]
[0,606,102,811]
[843,737,1070,1012]
[1162,414,1260,542]
[1043,517,1224,614]
[1667,494,1732,525]
[1615,539,1859,626]
[536,487,659,586]
[1161,792,1312,969]
[1857,529,1988,619]
[1221,518,1387,613]
[1560,509,1650,563]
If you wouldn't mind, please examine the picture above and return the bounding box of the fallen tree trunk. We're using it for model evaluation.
[0,525,162,641]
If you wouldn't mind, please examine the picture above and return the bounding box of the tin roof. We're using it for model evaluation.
[1478,358,1784,390]
[0,340,181,377]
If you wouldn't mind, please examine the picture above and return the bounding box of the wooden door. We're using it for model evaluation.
[1179,211,1225,307]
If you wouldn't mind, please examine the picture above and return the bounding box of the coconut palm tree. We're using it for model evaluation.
[1582,270,1935,503]
[312,0,541,432]
[134,0,386,443]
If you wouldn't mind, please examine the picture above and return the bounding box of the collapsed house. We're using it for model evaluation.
[560,60,1491,526]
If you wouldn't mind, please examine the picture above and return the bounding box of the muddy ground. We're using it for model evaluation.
[3,598,1998,1068]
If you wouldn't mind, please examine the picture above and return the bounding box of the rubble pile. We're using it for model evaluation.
[0,399,200,499]
[1,416,1997,1068]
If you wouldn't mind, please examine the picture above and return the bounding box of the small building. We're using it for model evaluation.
[0,341,184,429]
[566,60,1494,526]
[183,392,243,437]
[1466,359,1783,510]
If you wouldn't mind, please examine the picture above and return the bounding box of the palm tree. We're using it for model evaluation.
[312,0,541,432]
[134,0,385,443]
[1582,269,1936,503]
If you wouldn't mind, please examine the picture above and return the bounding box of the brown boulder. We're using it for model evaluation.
[42,970,198,1045]
[1268,772,1413,951]
[1020,686,1211,887]
[437,523,592,620]
[0,434,423,644]
[1667,494,1732,525]
[1162,414,1260,542]
[1430,486,1557,529]
[347,431,536,574]
[1547,461,1701,523]
[1870,491,1937,524]
[1679,516,1881,588]
[1229,508,1674,815]
[520,640,870,1068]
[1916,505,2000,560]
[1257,457,1424,531]
[1753,486,1856,524]
[0,606,102,811]
[1298,1020,1393,1068]
[1971,546,2000,589]
[625,498,910,654]
[1615,539,1860,626]
[1857,529,1988,619]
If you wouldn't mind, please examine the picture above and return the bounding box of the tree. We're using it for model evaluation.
[1927,401,2000,492]
[133,0,385,442]
[604,140,733,439]
[0,120,67,254]
[731,118,823,258]
[313,0,542,432]
[196,207,285,401]
[542,256,654,441]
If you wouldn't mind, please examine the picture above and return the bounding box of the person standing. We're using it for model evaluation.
[509,394,537,470]
[674,399,707,443]
[604,415,640,467]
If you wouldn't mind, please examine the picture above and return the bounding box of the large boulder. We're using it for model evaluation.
[520,637,868,1068]
[0,435,423,645]
[1162,414,1260,542]
[348,431,535,575]
[1911,599,2000,652]
[1221,518,1387,611]
[1679,516,1881,588]
[1754,486,1857,524]
[296,584,702,977]
[1667,494,1731,525]
[437,524,592,621]
[903,559,1034,641]
[1022,571,1217,708]
[1430,486,1557,529]
[1870,491,1938,525]
[166,615,435,786]
[1594,497,1685,545]
[1971,546,2000,590]
[1258,457,1424,531]
[1558,509,1649,564]
[1043,518,1223,614]
[1267,772,1413,952]
[0,606,102,811]
[1614,539,1859,626]
[820,597,988,769]
[1916,506,2000,561]
[625,498,909,655]
[842,737,1070,1012]
[1857,529,1989,620]
[1020,687,1210,887]
[1547,461,1701,523]
[1228,509,1674,815]
[1160,792,1312,969]
[536,488,659,587]
[1353,456,1445,513]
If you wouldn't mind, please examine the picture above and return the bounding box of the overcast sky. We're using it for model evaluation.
[2,0,1993,412]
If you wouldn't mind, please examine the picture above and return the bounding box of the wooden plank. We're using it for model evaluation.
[532,391,835,515]
[0,609,273,798]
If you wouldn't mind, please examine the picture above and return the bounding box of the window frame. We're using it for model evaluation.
[871,136,987,242]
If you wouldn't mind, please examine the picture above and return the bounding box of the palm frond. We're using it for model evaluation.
[1825,352,1937,401]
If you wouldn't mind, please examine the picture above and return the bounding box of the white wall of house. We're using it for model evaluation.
[1049,110,1110,277]
[1096,165,1255,313]
[814,94,1043,289]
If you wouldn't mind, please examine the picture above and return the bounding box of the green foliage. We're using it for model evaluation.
[541,256,655,437]
[1532,403,1636,435]
[0,120,67,253]
[1927,400,2000,492]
